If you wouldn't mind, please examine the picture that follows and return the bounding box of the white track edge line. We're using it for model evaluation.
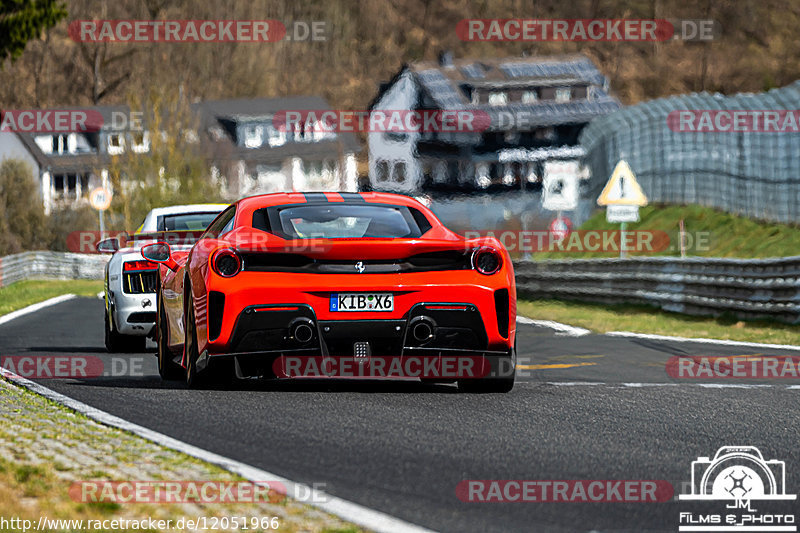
[0,370,435,533]
[606,331,800,352]
[0,294,76,326]
[516,317,590,336]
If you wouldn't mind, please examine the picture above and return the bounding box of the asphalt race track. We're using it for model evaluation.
[1,296,799,532]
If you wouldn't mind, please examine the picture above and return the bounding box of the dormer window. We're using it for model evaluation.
[266,125,286,147]
[131,131,150,153]
[522,90,538,104]
[243,125,263,148]
[488,91,508,106]
[107,134,124,155]
[555,87,572,103]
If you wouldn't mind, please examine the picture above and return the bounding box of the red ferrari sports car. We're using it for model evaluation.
[143,191,516,392]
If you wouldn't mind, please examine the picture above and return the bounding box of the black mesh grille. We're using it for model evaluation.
[122,271,158,294]
[494,289,510,338]
[208,291,225,341]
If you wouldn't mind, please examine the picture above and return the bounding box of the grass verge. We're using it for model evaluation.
[534,204,800,259]
[0,280,102,317]
[518,298,800,345]
[0,378,362,533]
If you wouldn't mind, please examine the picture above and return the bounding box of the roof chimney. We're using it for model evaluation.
[438,50,454,69]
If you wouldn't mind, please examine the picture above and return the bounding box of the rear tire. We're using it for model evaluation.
[157,297,182,380]
[104,306,146,353]
[458,349,515,393]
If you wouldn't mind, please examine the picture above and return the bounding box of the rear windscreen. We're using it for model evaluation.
[158,212,222,231]
[253,203,429,239]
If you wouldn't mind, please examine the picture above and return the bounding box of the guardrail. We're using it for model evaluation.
[513,256,800,324]
[0,252,108,288]
[1,252,798,324]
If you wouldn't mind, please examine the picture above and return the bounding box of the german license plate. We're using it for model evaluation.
[330,293,393,312]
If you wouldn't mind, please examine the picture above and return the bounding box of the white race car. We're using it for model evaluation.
[98,204,228,352]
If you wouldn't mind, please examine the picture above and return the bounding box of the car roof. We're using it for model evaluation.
[137,203,229,233]
[229,191,449,237]
[235,191,424,210]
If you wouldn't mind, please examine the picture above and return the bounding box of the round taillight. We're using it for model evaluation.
[473,248,502,275]
[213,249,241,277]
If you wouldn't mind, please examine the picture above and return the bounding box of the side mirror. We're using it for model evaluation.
[96,237,120,253]
[141,242,179,271]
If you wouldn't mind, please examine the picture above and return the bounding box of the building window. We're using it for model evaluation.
[107,134,124,155]
[384,131,408,143]
[394,162,406,183]
[375,160,389,182]
[458,161,475,185]
[266,125,286,147]
[50,134,72,154]
[243,125,263,148]
[522,90,538,104]
[555,87,572,103]
[131,131,150,153]
[433,161,447,183]
[475,163,490,188]
[488,91,508,106]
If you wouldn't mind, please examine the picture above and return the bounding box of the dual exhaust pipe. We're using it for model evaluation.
[290,319,315,344]
[290,316,436,345]
[410,316,436,343]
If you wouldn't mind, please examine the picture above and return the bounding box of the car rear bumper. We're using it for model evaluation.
[198,300,514,379]
[204,271,515,351]
[110,291,157,335]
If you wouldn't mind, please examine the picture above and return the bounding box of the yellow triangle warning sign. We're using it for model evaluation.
[597,160,648,206]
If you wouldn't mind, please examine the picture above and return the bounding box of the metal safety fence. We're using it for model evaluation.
[514,256,800,324]
[0,251,108,288]
[579,81,800,223]
[1,251,799,325]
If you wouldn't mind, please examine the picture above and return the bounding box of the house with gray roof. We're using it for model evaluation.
[0,96,360,214]
[0,105,134,214]
[194,96,360,198]
[367,53,620,194]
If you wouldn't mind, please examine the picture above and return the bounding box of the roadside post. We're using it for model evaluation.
[89,187,113,238]
[542,160,581,258]
[597,160,648,258]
